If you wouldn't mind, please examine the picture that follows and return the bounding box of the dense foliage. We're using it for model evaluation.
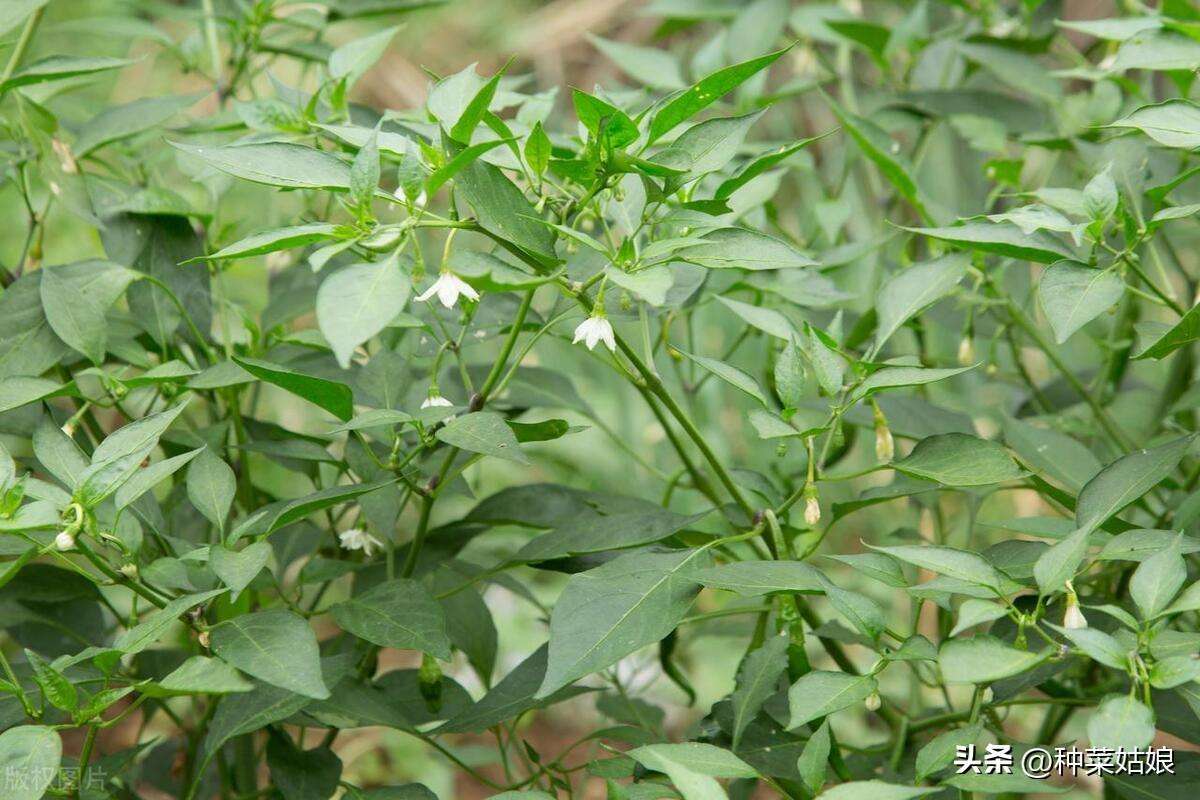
[2,0,1200,798]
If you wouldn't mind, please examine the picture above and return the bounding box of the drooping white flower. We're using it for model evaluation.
[55,530,75,551]
[875,425,894,462]
[804,496,821,526]
[339,527,383,558]
[957,336,976,366]
[421,393,454,409]
[416,271,479,308]
[573,314,616,352]
[1063,596,1088,629]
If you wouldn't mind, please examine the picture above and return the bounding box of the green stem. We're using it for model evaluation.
[0,6,45,92]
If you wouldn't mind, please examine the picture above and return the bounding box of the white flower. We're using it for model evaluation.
[875,424,894,462]
[573,315,616,351]
[804,496,821,526]
[339,527,383,558]
[957,336,976,366]
[864,691,882,711]
[421,394,453,409]
[1063,597,1088,629]
[55,530,75,551]
[416,272,479,308]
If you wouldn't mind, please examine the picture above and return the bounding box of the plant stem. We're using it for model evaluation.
[0,6,45,91]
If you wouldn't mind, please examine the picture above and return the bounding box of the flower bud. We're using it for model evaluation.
[803,484,821,526]
[120,563,139,579]
[864,691,882,711]
[55,530,76,551]
[957,336,975,366]
[51,139,77,174]
[981,687,994,704]
[198,630,211,649]
[872,401,893,462]
[1063,594,1088,630]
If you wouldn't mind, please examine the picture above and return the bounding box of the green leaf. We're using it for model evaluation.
[75,93,199,157]
[436,411,529,465]
[537,548,712,698]
[1132,303,1200,360]
[234,356,355,421]
[267,736,343,800]
[874,254,967,350]
[678,351,769,406]
[329,25,398,85]
[144,655,255,697]
[171,141,352,191]
[0,375,65,414]
[187,447,236,534]
[26,650,76,711]
[648,47,787,143]
[949,599,1009,636]
[1,55,135,91]
[866,543,1002,591]
[210,541,271,601]
[317,259,412,369]
[1037,262,1125,344]
[204,224,349,262]
[788,671,877,729]
[830,99,928,219]
[796,718,831,793]
[330,579,452,659]
[818,573,886,640]
[730,633,788,749]
[815,781,938,800]
[903,221,1074,264]
[914,723,981,781]
[211,609,329,699]
[425,137,510,196]
[1112,30,1200,72]
[1075,436,1194,533]
[0,726,61,800]
[1049,624,1129,670]
[1087,695,1155,751]
[852,365,973,400]
[938,636,1048,684]
[681,228,817,271]
[694,561,823,596]
[629,743,756,800]
[115,449,202,511]
[1130,540,1187,619]
[1110,99,1200,149]
[113,589,226,654]
[714,133,827,200]
[39,260,138,364]
[439,644,584,733]
[447,139,556,263]
[1002,417,1100,493]
[515,508,709,562]
[450,70,503,144]
[0,272,69,380]
[892,433,1023,487]
[1033,527,1090,595]
[587,34,685,90]
[655,111,764,178]
[524,121,551,177]
[0,0,47,37]
[230,480,395,542]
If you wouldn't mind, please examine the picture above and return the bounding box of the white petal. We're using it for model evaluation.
[453,275,480,302]
[572,318,593,345]
[597,319,616,351]
[433,278,456,307]
[415,280,441,303]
